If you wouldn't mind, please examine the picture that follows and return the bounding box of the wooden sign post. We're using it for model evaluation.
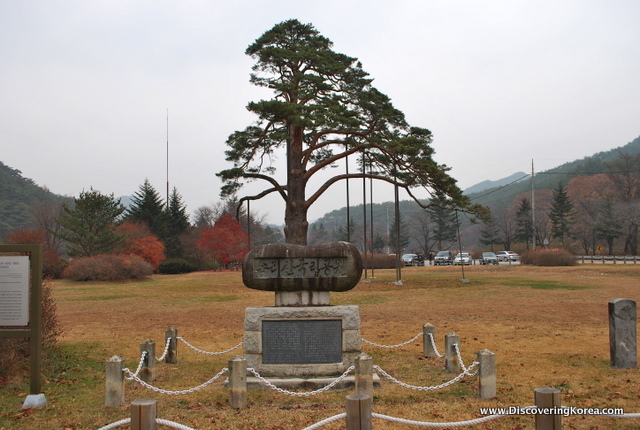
[0,244,46,409]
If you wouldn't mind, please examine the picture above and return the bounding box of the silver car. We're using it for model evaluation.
[495,251,520,262]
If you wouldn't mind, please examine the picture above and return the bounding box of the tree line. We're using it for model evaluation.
[2,179,283,278]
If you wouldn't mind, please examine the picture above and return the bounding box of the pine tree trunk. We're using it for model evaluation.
[284,126,309,245]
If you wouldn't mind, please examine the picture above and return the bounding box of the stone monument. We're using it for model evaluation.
[242,241,364,388]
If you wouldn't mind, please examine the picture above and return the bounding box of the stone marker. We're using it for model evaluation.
[242,241,362,306]
[609,298,637,368]
[242,242,364,387]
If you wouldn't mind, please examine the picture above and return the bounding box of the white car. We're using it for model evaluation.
[453,252,471,265]
[495,251,520,262]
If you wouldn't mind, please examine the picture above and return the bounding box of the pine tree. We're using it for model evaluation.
[126,179,168,242]
[427,195,457,250]
[548,182,575,246]
[164,187,190,258]
[515,198,533,250]
[55,188,125,257]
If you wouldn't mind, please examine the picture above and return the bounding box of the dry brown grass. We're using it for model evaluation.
[2,264,640,429]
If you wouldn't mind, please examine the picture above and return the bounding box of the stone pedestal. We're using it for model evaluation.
[244,305,361,378]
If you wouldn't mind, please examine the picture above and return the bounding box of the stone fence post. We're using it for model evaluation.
[105,355,125,407]
[140,339,156,383]
[477,349,496,399]
[609,298,637,368]
[445,333,460,372]
[422,323,437,358]
[165,327,178,364]
[228,356,247,409]
[355,353,373,398]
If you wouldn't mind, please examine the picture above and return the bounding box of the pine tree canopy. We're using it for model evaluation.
[217,19,484,244]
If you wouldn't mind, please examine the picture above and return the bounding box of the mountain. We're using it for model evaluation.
[463,172,528,195]
[0,161,71,239]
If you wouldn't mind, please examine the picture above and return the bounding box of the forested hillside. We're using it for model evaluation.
[310,135,640,253]
[0,161,70,238]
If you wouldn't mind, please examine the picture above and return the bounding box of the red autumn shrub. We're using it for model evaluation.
[62,254,153,281]
[197,214,249,268]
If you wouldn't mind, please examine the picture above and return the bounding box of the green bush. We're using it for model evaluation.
[62,254,153,281]
[158,258,197,274]
[521,248,577,266]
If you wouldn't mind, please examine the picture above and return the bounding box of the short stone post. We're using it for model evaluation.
[131,398,157,430]
[105,355,125,407]
[609,299,637,368]
[346,394,372,430]
[445,333,461,372]
[422,323,437,358]
[477,349,496,399]
[228,356,247,409]
[534,387,562,430]
[165,327,178,364]
[140,339,156,383]
[355,353,374,398]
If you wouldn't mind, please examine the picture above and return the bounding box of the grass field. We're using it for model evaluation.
[1,264,640,429]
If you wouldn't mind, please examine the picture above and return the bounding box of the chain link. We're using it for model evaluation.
[122,367,228,395]
[123,351,147,381]
[177,336,242,355]
[246,366,355,397]
[361,333,422,349]
[156,337,172,362]
[373,363,477,391]
[454,343,478,376]
[427,333,445,358]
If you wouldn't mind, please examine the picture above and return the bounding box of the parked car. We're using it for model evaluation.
[496,251,520,262]
[453,252,471,265]
[433,250,453,266]
[479,252,499,265]
[401,253,418,266]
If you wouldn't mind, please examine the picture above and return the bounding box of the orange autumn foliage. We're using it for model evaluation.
[116,221,166,270]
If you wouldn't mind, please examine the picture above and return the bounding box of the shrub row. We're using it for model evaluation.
[62,254,153,281]
[520,248,577,266]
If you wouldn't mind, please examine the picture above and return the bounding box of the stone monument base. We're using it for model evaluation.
[243,305,362,379]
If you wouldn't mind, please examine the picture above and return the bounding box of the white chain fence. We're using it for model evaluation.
[428,332,445,358]
[177,336,242,355]
[361,333,422,348]
[246,366,355,397]
[124,350,147,381]
[122,367,228,395]
[156,337,172,361]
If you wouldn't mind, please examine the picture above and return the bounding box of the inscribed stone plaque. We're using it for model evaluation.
[262,320,342,364]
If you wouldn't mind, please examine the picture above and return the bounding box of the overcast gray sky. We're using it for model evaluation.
[1,0,639,224]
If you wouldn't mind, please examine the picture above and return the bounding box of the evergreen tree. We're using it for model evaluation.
[336,217,356,243]
[388,212,410,254]
[126,179,168,242]
[55,188,125,257]
[548,182,575,246]
[515,197,533,250]
[163,187,190,258]
[217,19,482,245]
[427,195,457,250]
